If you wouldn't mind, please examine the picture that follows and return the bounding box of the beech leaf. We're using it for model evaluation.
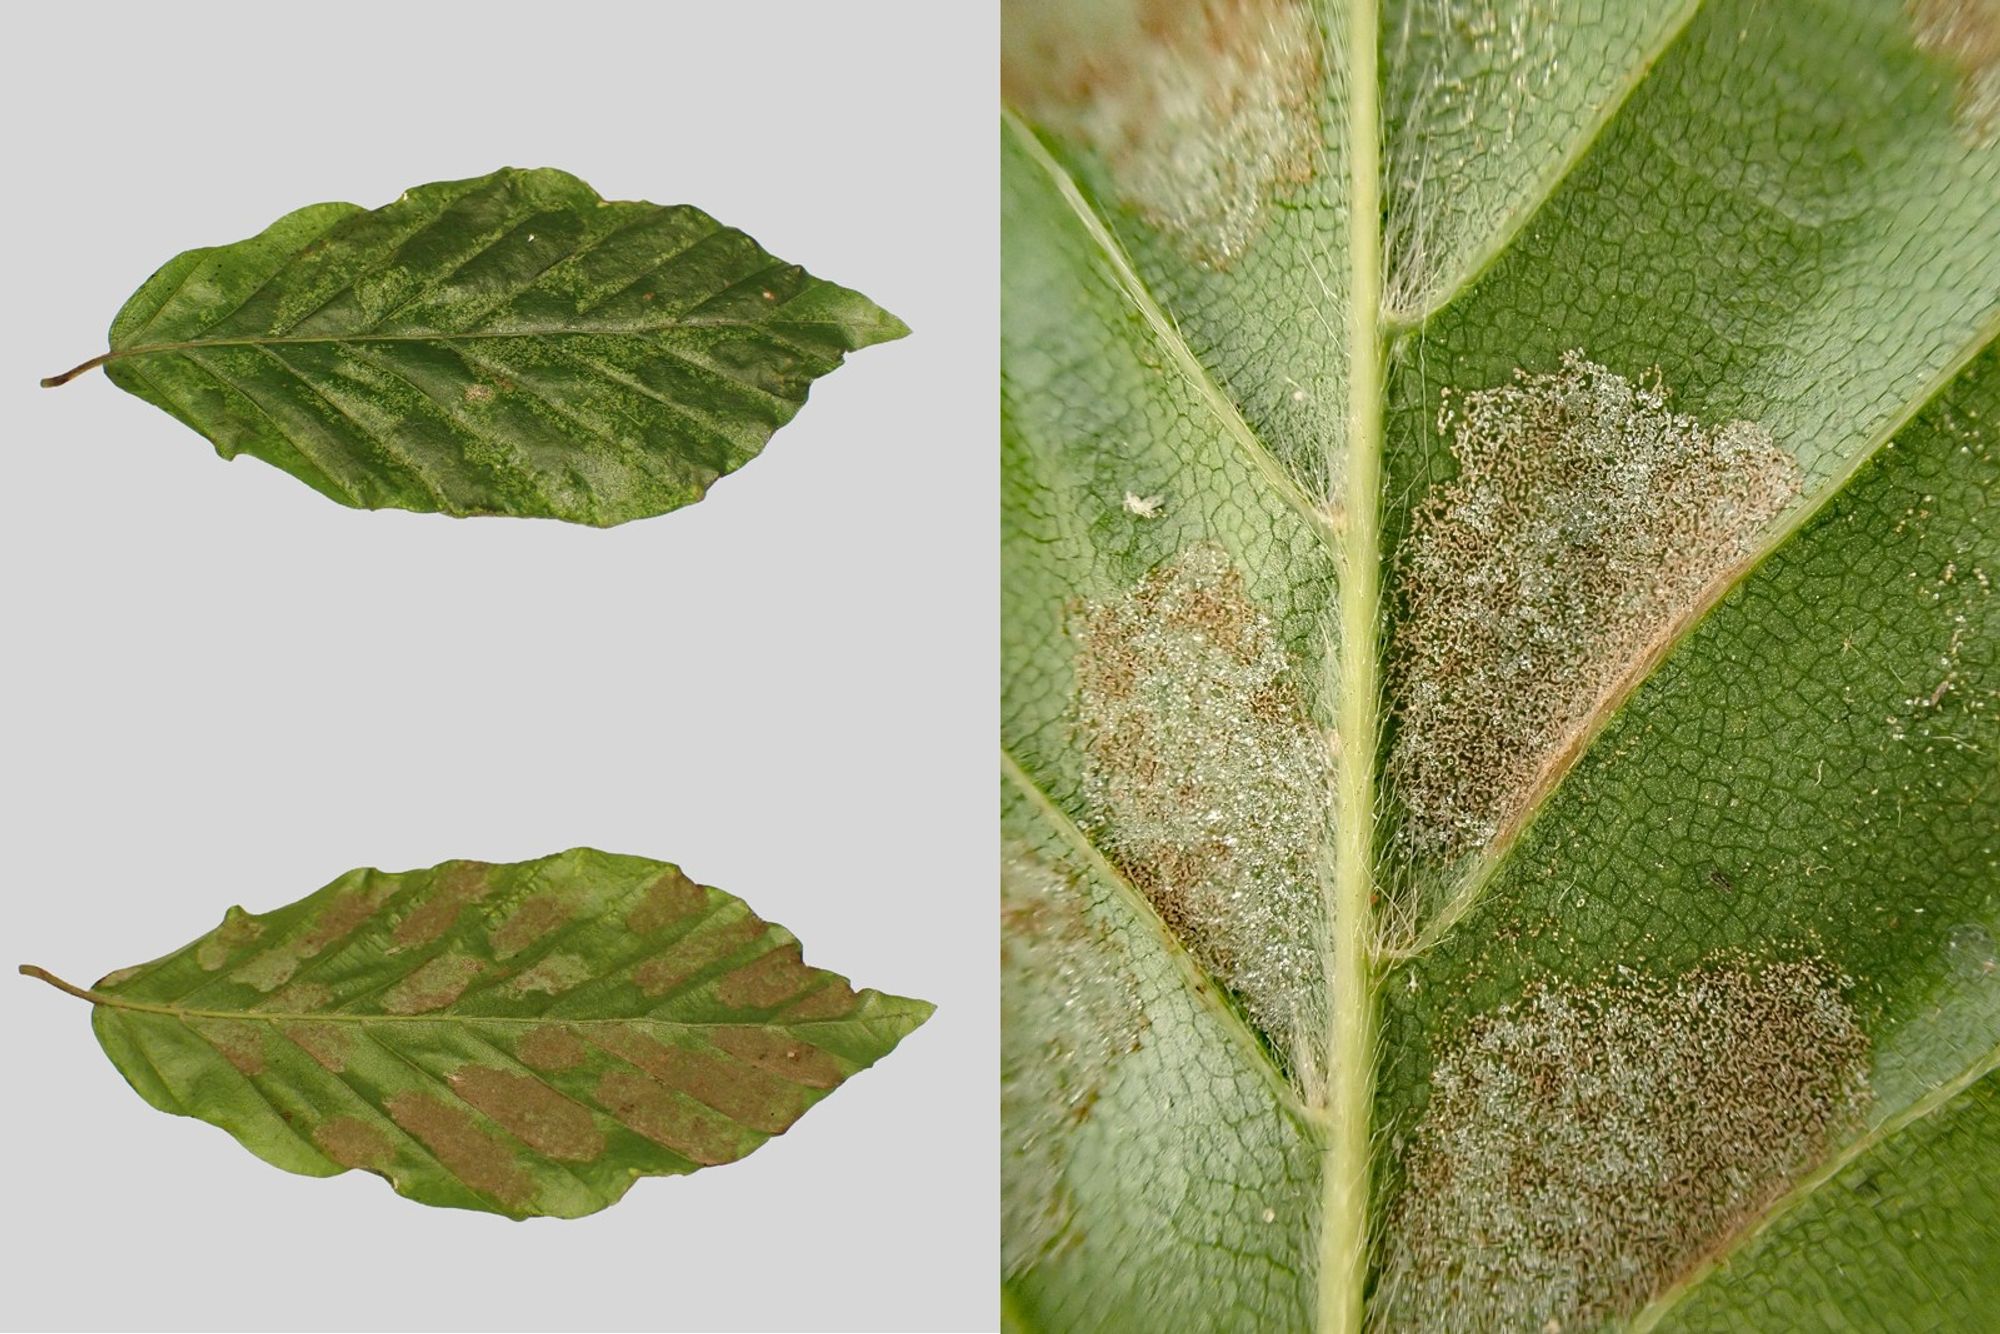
[44,167,907,526]
[23,848,932,1219]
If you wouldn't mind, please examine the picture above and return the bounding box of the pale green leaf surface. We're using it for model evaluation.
[1002,772,1322,1330]
[53,168,906,526]
[1002,0,2000,1329]
[1381,0,1696,319]
[30,848,931,1219]
[1001,121,1336,806]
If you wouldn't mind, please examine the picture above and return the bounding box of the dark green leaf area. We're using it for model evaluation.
[71,848,932,1219]
[92,168,907,525]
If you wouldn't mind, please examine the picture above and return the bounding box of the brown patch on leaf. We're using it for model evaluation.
[592,1026,808,1133]
[314,1115,394,1171]
[284,1022,351,1072]
[390,861,493,951]
[488,893,571,959]
[1912,0,2000,145]
[448,1066,605,1161]
[1377,957,1872,1331]
[233,877,397,992]
[1002,0,1323,266]
[385,1090,534,1210]
[380,952,484,1015]
[259,980,333,1012]
[711,1026,845,1089]
[779,981,860,1020]
[197,906,265,971]
[517,1024,588,1072]
[1389,353,1800,870]
[714,942,819,1010]
[625,867,709,934]
[1072,544,1327,1052]
[299,879,395,954]
[507,952,593,997]
[594,1069,747,1166]
[632,916,770,998]
[191,1018,266,1076]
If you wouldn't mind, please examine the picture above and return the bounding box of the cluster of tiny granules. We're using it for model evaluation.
[1001,852,1146,1278]
[1388,350,1802,864]
[1002,0,1322,267]
[1071,543,1328,1058]
[1374,956,1872,1332]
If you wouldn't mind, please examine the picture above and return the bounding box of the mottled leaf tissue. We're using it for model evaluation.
[1003,0,2000,1329]
[44,168,908,526]
[24,849,932,1219]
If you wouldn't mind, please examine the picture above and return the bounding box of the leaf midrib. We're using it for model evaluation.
[1003,8,2000,1328]
[111,319,849,356]
[1318,2,1385,1332]
[23,966,896,1031]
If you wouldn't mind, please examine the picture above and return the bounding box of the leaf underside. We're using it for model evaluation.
[35,848,931,1219]
[1001,0,1999,1330]
[63,167,907,526]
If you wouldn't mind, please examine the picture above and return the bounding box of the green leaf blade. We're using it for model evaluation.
[1003,0,2000,1327]
[42,848,931,1220]
[79,168,906,526]
[1654,1059,2000,1333]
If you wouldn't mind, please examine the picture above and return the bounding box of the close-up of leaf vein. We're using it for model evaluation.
[43,167,908,526]
[1000,0,2000,1330]
[22,848,932,1219]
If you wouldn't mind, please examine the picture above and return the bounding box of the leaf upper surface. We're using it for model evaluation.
[64,168,906,526]
[35,848,931,1219]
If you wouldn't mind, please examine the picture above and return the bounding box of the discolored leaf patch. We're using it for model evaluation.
[1912,0,2000,145]
[284,1021,350,1073]
[42,168,908,526]
[314,1115,394,1172]
[21,848,932,1219]
[1001,851,1147,1279]
[516,1024,588,1073]
[595,1070,745,1167]
[1388,352,1800,871]
[1001,0,1323,267]
[447,1066,604,1161]
[1377,956,1871,1332]
[387,1090,537,1212]
[381,951,484,1015]
[626,867,710,934]
[1072,543,1328,1056]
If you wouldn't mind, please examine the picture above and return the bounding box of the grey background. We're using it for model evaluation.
[0,2,994,1330]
